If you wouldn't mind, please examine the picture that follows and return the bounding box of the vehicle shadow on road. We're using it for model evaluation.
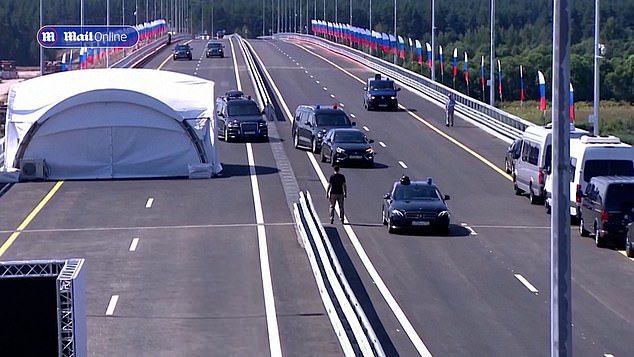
[216,163,279,178]
[386,223,473,237]
[324,226,400,356]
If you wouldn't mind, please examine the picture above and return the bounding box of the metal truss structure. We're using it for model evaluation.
[0,259,86,357]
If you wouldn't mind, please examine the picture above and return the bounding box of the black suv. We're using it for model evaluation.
[206,42,224,58]
[292,105,355,153]
[173,44,193,60]
[579,176,634,248]
[215,92,268,142]
[363,74,400,111]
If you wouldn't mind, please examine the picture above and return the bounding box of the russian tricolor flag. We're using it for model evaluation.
[519,65,525,103]
[61,53,67,72]
[538,71,547,111]
[452,48,458,79]
[426,42,432,69]
[398,36,405,59]
[415,40,423,65]
[464,52,469,85]
[570,83,575,122]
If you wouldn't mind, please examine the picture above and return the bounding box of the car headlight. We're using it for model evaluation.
[317,131,324,138]
[390,96,397,100]
[228,121,240,127]
[391,209,405,217]
[370,95,376,99]
[438,210,451,218]
[336,147,346,154]
[258,121,267,127]
[366,147,374,154]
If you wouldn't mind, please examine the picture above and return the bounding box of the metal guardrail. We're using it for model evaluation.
[294,191,385,357]
[275,33,535,141]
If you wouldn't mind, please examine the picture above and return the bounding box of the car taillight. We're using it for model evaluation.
[575,184,582,203]
[538,168,545,185]
[601,209,609,222]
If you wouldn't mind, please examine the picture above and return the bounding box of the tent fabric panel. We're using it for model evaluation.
[111,126,201,178]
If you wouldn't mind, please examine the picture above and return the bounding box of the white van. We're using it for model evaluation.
[514,123,589,204]
[544,135,634,218]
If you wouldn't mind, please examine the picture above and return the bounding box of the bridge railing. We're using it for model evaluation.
[274,33,534,141]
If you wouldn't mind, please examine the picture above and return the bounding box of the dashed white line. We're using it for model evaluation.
[460,223,478,236]
[145,198,154,208]
[362,126,370,132]
[350,113,356,118]
[379,141,386,147]
[105,295,119,315]
[129,238,139,252]
[514,274,539,293]
[339,103,345,107]
[322,87,328,91]
[304,70,309,74]
[330,94,336,98]
[604,354,615,357]
[398,161,408,169]
[310,75,314,78]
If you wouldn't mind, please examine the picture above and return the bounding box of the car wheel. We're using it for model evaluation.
[594,222,606,248]
[439,225,450,236]
[505,159,510,174]
[579,218,590,237]
[367,159,374,168]
[311,137,320,154]
[321,150,327,162]
[529,185,540,205]
[293,131,300,149]
[544,193,551,214]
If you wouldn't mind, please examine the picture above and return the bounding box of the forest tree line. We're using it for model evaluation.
[1,0,633,102]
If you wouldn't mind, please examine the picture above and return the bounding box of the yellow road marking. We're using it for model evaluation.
[293,41,513,182]
[0,181,64,257]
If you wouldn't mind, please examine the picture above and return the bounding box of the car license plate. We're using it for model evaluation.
[244,131,256,135]
[349,155,362,159]
[412,221,430,226]
[378,104,388,107]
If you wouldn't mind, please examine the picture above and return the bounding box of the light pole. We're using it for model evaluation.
[107,0,110,68]
[593,0,601,136]
[393,0,396,64]
[431,0,435,81]
[39,0,43,75]
[349,0,352,25]
[489,0,496,106]
[335,0,338,23]
[369,0,371,30]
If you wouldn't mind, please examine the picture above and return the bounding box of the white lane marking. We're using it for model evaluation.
[247,143,283,357]
[363,126,370,132]
[253,47,431,354]
[514,274,539,293]
[316,80,320,84]
[350,113,356,118]
[469,225,550,229]
[460,223,478,236]
[399,161,408,169]
[379,141,386,147]
[330,94,336,98]
[339,103,345,107]
[305,70,309,74]
[129,238,139,252]
[105,295,119,315]
[322,87,328,91]
[305,152,433,356]
[229,38,242,91]
[237,43,281,356]
[310,75,314,78]
[145,198,154,208]
[604,354,615,357]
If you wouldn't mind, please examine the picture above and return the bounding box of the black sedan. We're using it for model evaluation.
[173,44,192,60]
[320,128,374,167]
[382,176,451,234]
[206,42,224,58]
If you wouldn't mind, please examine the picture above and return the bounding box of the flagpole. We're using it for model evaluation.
[107,0,110,68]
[489,0,495,106]
[431,0,435,81]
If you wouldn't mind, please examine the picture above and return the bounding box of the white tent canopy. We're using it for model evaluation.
[3,68,221,180]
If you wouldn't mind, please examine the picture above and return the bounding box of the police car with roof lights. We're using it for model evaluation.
[363,74,400,111]
[292,104,356,153]
[382,176,451,235]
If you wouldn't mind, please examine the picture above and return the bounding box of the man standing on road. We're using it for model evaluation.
[445,93,456,127]
[327,165,347,224]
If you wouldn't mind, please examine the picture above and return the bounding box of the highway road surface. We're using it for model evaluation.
[2,35,634,356]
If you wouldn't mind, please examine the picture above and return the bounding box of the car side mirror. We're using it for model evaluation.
[261,109,266,115]
[444,195,450,200]
[369,139,374,143]
[218,113,224,117]
[396,87,401,91]
[383,193,391,199]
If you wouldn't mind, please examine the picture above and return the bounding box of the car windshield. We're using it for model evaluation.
[316,113,351,126]
[334,131,366,143]
[227,102,260,116]
[393,184,441,200]
[207,43,222,48]
[605,183,634,211]
[175,45,189,51]
[370,80,394,90]
[584,160,634,182]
